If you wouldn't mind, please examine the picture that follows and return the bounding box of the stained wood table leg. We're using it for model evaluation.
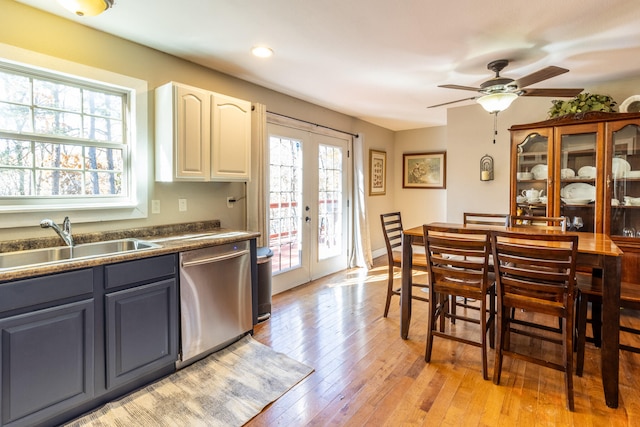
[400,232,413,339]
[601,254,621,408]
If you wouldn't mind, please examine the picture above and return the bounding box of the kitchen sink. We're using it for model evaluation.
[0,238,161,271]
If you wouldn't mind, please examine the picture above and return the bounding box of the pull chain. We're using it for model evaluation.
[493,112,498,144]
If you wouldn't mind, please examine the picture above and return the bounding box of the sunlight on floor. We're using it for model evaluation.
[326,265,427,288]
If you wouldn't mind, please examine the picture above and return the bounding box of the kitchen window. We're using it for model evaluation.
[0,47,148,228]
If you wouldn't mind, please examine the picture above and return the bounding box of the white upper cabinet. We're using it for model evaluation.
[155,82,251,182]
[211,94,252,181]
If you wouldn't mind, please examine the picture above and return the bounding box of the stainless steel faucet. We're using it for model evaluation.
[40,216,74,247]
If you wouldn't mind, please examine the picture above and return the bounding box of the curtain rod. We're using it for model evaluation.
[266,110,359,138]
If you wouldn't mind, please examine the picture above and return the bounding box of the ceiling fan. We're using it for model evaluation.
[428,59,583,113]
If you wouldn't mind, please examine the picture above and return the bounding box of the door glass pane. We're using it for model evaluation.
[318,144,343,260]
[611,124,640,237]
[269,136,302,273]
[559,133,597,232]
[515,133,548,216]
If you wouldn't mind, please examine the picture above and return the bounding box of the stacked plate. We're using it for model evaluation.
[612,158,631,178]
[561,183,596,205]
[577,166,596,179]
[531,164,548,180]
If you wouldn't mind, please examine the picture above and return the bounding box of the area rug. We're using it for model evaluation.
[65,335,314,427]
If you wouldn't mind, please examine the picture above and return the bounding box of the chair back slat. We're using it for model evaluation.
[424,225,491,294]
[463,212,509,227]
[492,231,577,312]
[381,212,403,260]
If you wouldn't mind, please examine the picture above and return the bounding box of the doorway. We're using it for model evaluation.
[267,122,351,292]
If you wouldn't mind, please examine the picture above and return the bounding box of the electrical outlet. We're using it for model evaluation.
[227,197,235,208]
[151,199,160,214]
[178,198,187,212]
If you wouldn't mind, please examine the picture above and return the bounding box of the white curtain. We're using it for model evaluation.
[247,103,267,247]
[350,134,373,269]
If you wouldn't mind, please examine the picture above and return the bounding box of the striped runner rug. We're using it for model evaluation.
[65,335,313,426]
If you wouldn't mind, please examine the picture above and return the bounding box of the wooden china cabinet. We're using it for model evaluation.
[510,111,640,284]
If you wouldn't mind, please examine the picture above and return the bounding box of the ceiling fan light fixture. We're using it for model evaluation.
[57,0,113,17]
[477,92,518,113]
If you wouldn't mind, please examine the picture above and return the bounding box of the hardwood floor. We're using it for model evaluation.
[248,257,640,426]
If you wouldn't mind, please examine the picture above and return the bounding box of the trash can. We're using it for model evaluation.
[256,247,273,322]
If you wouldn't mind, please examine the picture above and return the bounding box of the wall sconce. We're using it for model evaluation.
[480,154,494,181]
[57,0,113,16]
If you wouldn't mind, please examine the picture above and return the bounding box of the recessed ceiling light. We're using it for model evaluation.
[251,46,273,58]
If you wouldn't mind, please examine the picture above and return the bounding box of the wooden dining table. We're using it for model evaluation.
[401,222,623,408]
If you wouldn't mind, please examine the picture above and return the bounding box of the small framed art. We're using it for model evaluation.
[402,151,446,189]
[369,149,386,195]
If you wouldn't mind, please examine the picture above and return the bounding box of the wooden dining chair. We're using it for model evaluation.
[576,278,640,376]
[450,213,509,322]
[491,231,578,411]
[507,215,569,332]
[380,212,428,317]
[423,225,495,380]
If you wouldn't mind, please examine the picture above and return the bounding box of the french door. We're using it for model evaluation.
[267,122,351,293]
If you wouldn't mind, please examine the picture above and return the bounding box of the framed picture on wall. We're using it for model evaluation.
[369,149,387,195]
[402,151,446,189]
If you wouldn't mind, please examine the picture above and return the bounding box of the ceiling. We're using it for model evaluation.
[15,0,640,131]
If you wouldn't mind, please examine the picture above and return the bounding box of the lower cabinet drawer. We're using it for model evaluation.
[104,254,177,290]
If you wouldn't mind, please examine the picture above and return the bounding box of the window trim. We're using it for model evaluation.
[0,43,148,228]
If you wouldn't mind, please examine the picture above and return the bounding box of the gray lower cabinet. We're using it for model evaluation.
[105,277,178,389]
[0,300,94,427]
[0,254,179,427]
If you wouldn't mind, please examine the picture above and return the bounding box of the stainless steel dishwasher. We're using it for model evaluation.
[177,240,252,368]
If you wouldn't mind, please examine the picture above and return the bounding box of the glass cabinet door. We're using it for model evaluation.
[609,123,640,238]
[515,131,549,217]
[557,127,598,233]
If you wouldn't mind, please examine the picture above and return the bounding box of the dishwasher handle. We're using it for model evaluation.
[181,249,250,268]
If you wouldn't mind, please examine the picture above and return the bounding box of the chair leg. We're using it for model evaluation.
[439,294,448,332]
[575,292,588,377]
[564,316,575,411]
[480,297,488,380]
[488,288,496,349]
[451,295,457,324]
[383,265,395,317]
[591,298,602,347]
[425,287,438,362]
[493,305,506,385]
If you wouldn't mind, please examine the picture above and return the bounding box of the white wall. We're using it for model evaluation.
[446,97,551,222]
[0,0,394,242]
[393,127,447,229]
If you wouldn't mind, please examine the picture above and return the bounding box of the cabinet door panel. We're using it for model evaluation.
[177,87,210,179]
[0,300,94,427]
[211,94,251,180]
[105,278,178,389]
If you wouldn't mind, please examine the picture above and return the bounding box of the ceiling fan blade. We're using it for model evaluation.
[438,84,481,92]
[521,88,583,97]
[427,96,478,108]
[515,66,569,88]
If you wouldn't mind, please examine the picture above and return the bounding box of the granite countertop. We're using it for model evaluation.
[0,220,261,282]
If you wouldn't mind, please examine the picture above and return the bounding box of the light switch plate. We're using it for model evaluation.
[151,199,160,214]
[178,198,187,212]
